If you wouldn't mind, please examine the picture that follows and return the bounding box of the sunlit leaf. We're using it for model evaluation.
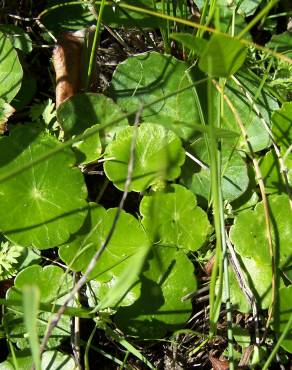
[6,265,73,349]
[0,31,23,102]
[0,125,88,249]
[180,137,249,202]
[104,124,185,192]
[109,51,201,140]
[140,184,211,251]
[199,34,247,77]
[230,194,292,267]
[59,205,149,283]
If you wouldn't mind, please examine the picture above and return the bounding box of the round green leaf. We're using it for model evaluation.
[199,34,247,77]
[140,184,211,251]
[86,277,141,308]
[72,124,102,165]
[0,350,77,370]
[109,51,201,140]
[0,125,88,249]
[59,205,149,282]
[56,93,128,143]
[223,71,279,152]
[230,194,292,267]
[180,138,249,202]
[6,265,73,349]
[260,150,291,195]
[266,32,292,58]
[277,286,292,353]
[0,31,23,102]
[195,70,278,153]
[42,0,163,31]
[272,102,292,151]
[115,245,196,338]
[222,256,273,313]
[104,124,185,192]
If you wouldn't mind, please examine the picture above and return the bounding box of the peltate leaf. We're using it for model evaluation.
[108,51,201,140]
[0,350,77,370]
[115,245,196,338]
[272,102,292,151]
[180,137,249,202]
[0,31,23,102]
[6,265,73,349]
[230,194,292,268]
[0,125,88,249]
[276,286,292,353]
[104,124,185,192]
[140,184,211,251]
[57,93,128,144]
[59,205,149,282]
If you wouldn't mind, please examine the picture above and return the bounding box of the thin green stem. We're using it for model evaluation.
[207,78,234,368]
[262,314,292,370]
[84,324,98,370]
[86,0,106,89]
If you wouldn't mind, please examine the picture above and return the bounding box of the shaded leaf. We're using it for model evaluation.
[57,93,128,144]
[276,286,292,353]
[170,33,207,56]
[0,350,77,370]
[266,32,292,58]
[272,102,292,151]
[260,150,291,195]
[0,25,32,53]
[115,245,196,338]
[6,265,73,349]
[109,51,201,140]
[0,31,23,102]
[180,138,249,202]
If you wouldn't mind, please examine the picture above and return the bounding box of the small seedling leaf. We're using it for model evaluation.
[199,34,247,77]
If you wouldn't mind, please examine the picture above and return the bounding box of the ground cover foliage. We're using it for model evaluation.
[0,0,291,369]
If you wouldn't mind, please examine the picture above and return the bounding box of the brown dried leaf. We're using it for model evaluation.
[52,31,84,108]
[209,354,229,370]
